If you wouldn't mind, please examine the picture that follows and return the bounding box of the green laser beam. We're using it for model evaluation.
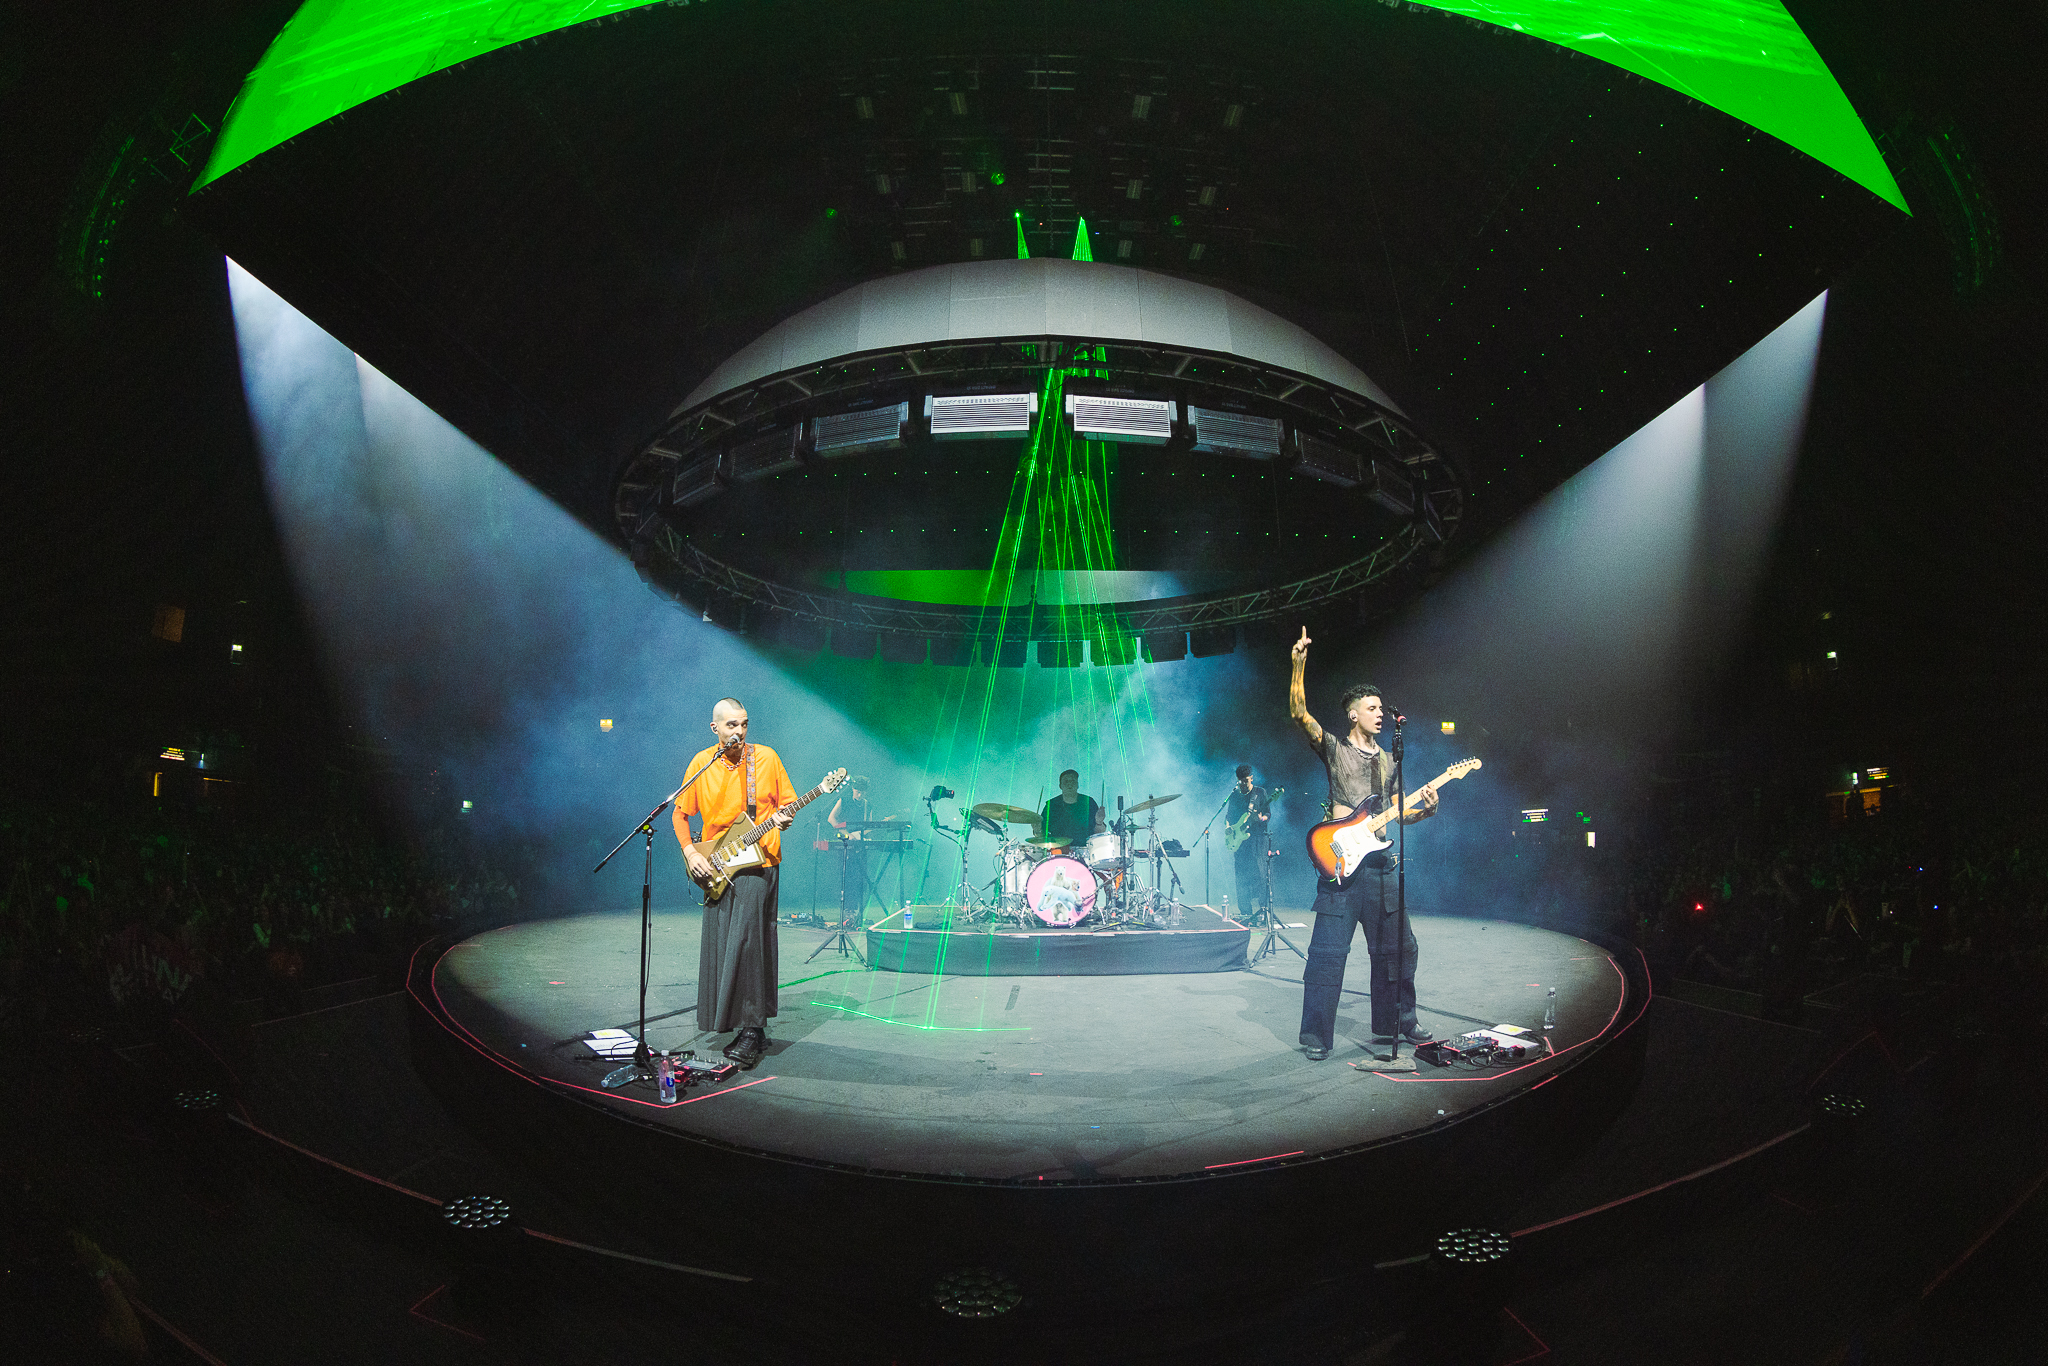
[811,1001,1029,1031]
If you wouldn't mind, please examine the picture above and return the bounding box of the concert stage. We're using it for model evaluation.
[407,909,1638,1220]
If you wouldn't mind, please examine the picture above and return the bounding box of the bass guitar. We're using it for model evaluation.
[1224,787,1283,853]
[1305,758,1481,882]
[691,768,847,901]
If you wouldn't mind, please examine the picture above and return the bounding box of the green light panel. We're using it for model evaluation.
[198,1,1903,212]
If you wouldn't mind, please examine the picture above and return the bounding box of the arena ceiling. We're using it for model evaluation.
[189,0,1906,629]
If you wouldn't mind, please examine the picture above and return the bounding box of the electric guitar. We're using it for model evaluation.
[1305,759,1481,882]
[691,768,847,901]
[1224,787,1283,853]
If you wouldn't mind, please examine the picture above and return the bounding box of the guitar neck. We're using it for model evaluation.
[736,780,831,848]
[1366,767,1462,833]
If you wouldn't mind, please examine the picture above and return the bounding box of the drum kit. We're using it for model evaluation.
[962,793,1192,930]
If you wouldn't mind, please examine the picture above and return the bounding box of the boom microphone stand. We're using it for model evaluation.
[589,739,732,1088]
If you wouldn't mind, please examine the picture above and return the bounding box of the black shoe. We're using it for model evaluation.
[1401,1024,1434,1043]
[725,1028,767,1069]
[1299,1031,1330,1062]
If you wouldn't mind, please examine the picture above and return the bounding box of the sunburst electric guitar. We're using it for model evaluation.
[1305,758,1481,881]
[691,768,847,901]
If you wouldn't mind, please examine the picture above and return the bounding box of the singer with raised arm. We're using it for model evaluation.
[673,697,796,1069]
[1288,628,1438,1062]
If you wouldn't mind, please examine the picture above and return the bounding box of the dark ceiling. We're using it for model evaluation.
[188,0,1900,560]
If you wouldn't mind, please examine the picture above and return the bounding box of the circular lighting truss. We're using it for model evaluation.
[614,274,1465,656]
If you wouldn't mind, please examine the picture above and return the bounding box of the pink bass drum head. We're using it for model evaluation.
[1025,855,1096,927]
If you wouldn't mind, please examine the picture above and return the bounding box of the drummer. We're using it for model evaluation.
[1036,769,1107,849]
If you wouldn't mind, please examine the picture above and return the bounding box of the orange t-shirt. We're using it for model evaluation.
[672,743,799,867]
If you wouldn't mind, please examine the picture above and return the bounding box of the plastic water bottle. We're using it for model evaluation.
[904,907,915,931]
[656,1053,677,1104]
[1543,987,1557,1031]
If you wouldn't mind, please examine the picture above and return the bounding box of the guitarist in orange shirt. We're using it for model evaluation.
[674,697,797,1069]
[1288,628,1438,1062]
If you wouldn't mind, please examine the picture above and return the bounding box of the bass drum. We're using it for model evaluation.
[1025,855,1097,927]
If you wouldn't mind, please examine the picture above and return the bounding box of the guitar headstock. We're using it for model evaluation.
[1448,757,1482,779]
[821,768,849,792]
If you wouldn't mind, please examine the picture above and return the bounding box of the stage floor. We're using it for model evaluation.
[431,909,1626,1182]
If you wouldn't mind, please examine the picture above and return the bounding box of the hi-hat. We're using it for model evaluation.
[1126,793,1181,815]
[972,802,1040,824]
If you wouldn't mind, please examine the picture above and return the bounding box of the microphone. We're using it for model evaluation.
[927,784,956,802]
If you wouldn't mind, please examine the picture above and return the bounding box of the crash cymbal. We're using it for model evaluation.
[1025,835,1070,848]
[971,802,1042,824]
[1125,792,1181,815]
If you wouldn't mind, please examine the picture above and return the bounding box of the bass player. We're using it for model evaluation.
[673,697,796,1069]
[1288,628,1438,1062]
[1224,765,1272,918]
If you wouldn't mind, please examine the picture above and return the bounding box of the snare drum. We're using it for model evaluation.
[1082,832,1125,869]
[1025,855,1097,927]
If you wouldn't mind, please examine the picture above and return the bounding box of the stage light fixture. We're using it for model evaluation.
[1189,406,1282,460]
[1587,831,1596,847]
[726,426,803,482]
[160,747,186,761]
[1143,629,1187,663]
[461,800,474,811]
[1093,634,1136,666]
[879,633,928,665]
[1440,721,1455,735]
[1363,459,1416,516]
[1296,432,1361,487]
[1065,393,1174,444]
[829,625,878,660]
[1867,766,1889,779]
[814,403,908,456]
[670,455,722,509]
[1521,808,1549,823]
[926,392,1037,439]
[990,171,1005,185]
[598,719,612,732]
[1189,626,1236,658]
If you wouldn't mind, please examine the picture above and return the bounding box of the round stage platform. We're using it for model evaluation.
[422,909,1632,1183]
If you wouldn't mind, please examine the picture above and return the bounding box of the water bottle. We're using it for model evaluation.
[904,907,915,931]
[1543,987,1557,1031]
[1221,894,1229,919]
[656,1053,677,1104]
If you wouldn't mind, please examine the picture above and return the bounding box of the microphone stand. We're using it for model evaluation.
[1192,788,1234,912]
[1380,711,1417,1071]
[589,741,729,1089]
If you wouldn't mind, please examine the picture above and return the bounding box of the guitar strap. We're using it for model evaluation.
[744,743,756,821]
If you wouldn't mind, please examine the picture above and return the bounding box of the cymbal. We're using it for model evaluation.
[1126,792,1181,815]
[1024,835,1069,848]
[972,802,1040,824]
[842,818,907,828]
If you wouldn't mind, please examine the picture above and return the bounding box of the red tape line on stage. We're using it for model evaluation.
[1203,1150,1306,1170]
[417,940,778,1111]
[1920,1161,2048,1299]
[226,1112,443,1205]
[1509,1122,1811,1238]
[1367,952,1640,1082]
[130,1298,233,1366]
[523,1228,753,1282]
